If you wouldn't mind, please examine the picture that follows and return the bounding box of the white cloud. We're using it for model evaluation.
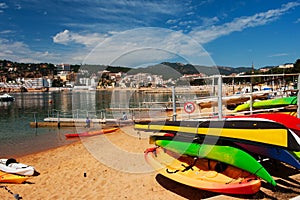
[0,30,14,34]
[82,28,216,69]
[201,16,219,27]
[295,18,300,23]
[0,2,8,9]
[268,53,288,57]
[52,30,71,44]
[0,2,8,12]
[189,2,300,44]
[15,4,21,10]
[54,0,186,33]
[53,30,107,47]
[0,38,60,63]
[166,19,178,24]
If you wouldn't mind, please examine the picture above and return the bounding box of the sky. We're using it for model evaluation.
[0,0,300,68]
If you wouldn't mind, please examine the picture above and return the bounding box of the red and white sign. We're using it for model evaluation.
[184,102,195,114]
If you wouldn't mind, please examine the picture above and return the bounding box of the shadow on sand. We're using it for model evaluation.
[155,174,265,200]
[154,160,300,200]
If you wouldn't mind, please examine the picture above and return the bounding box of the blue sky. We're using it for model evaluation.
[0,0,299,68]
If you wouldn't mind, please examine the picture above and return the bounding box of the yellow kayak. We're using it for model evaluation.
[0,171,29,184]
[144,147,261,195]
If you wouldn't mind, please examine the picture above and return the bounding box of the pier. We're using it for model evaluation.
[30,118,134,128]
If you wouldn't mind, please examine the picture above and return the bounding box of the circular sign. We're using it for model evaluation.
[184,102,196,114]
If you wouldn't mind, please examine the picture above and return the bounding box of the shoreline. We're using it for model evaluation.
[1,126,300,199]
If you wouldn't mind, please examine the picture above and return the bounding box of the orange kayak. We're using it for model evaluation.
[145,147,261,195]
[65,128,119,138]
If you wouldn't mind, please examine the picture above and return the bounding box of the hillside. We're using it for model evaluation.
[1,59,300,82]
[126,62,252,80]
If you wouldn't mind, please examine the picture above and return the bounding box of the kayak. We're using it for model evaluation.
[155,139,276,186]
[292,151,300,160]
[224,113,300,136]
[234,96,297,112]
[0,158,35,176]
[234,142,300,169]
[0,171,29,184]
[135,118,300,151]
[65,127,119,138]
[145,147,261,195]
[196,92,268,109]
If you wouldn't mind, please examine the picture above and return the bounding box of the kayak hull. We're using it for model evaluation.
[234,96,297,112]
[225,113,300,137]
[234,142,300,169]
[0,159,35,176]
[155,139,276,186]
[65,128,119,138]
[0,171,29,184]
[145,147,261,195]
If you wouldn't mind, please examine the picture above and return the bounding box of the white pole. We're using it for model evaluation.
[172,86,177,121]
[250,63,254,114]
[212,78,215,114]
[297,74,300,118]
[250,82,253,114]
[218,75,222,119]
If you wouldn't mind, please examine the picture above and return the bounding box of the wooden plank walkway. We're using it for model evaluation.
[30,117,134,128]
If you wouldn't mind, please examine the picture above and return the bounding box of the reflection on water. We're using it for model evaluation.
[0,89,200,157]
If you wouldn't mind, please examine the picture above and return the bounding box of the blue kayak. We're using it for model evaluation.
[235,142,300,169]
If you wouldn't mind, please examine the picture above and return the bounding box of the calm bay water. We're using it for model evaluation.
[0,90,179,158]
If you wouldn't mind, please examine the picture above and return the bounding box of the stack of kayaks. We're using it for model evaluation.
[65,127,119,138]
[153,137,276,186]
[136,117,300,151]
[139,113,300,194]
[0,158,35,183]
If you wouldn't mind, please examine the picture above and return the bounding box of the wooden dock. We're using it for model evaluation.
[30,117,134,128]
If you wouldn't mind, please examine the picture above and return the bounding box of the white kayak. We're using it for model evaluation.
[0,158,35,176]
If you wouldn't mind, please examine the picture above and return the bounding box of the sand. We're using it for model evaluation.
[1,126,300,200]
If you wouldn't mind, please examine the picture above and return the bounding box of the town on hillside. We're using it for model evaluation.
[0,59,300,93]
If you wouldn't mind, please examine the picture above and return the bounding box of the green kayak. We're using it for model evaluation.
[234,96,297,112]
[292,151,300,160]
[156,139,276,186]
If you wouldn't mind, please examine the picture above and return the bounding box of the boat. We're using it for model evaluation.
[154,139,276,186]
[0,158,35,176]
[224,113,300,136]
[196,91,269,110]
[65,127,119,138]
[135,118,300,151]
[145,147,261,194]
[0,171,29,184]
[234,142,300,169]
[234,96,297,112]
[0,93,15,102]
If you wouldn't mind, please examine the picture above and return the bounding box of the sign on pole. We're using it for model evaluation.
[184,102,195,114]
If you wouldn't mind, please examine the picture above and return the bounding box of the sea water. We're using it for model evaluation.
[0,90,182,157]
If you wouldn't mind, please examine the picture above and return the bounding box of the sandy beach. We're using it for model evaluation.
[1,126,300,200]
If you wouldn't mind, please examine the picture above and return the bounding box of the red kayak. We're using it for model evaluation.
[65,127,119,138]
[225,113,300,136]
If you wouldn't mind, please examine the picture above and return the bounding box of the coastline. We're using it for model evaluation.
[1,126,300,199]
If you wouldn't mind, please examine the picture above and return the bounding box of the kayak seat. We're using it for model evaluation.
[215,162,228,173]
[6,158,17,166]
